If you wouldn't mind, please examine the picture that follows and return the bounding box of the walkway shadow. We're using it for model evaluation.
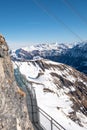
[14,68,44,130]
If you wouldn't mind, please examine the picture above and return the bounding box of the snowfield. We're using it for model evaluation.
[13,59,87,130]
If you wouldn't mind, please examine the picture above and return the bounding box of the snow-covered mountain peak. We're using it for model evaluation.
[11,41,87,74]
[22,43,69,51]
[10,43,70,61]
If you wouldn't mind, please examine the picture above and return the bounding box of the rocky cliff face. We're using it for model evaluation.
[0,35,34,130]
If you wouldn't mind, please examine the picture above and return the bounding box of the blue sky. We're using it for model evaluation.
[0,0,87,49]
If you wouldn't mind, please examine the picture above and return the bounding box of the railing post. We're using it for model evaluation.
[51,118,53,130]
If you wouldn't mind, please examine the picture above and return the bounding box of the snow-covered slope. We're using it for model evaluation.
[13,59,87,130]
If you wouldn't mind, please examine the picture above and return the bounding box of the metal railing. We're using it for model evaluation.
[37,107,66,130]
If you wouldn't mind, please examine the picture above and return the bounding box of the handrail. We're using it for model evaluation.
[37,107,66,130]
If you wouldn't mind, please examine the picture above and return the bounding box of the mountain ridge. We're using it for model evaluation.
[11,42,87,74]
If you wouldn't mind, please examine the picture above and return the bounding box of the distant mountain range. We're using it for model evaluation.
[11,42,87,74]
[10,43,70,60]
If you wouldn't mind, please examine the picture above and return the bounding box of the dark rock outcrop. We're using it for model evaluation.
[0,34,9,57]
[0,35,34,130]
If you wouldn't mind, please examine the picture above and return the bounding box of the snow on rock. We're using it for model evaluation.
[19,62,39,79]
[13,59,87,130]
[10,43,70,61]
[11,42,87,74]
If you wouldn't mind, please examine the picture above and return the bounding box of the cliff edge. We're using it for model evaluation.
[0,35,34,130]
